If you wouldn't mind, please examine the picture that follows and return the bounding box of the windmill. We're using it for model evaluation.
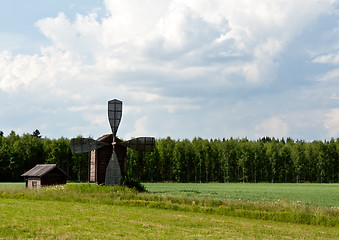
[70,99,155,186]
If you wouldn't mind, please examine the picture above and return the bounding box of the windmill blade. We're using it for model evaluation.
[105,150,121,186]
[108,99,122,136]
[70,138,109,153]
[122,137,155,152]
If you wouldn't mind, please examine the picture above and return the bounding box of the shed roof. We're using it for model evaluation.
[21,164,68,177]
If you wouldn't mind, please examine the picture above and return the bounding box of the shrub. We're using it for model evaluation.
[121,175,146,192]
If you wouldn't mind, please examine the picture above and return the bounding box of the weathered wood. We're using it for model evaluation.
[89,150,96,182]
[108,99,122,136]
[122,137,155,152]
[105,150,121,186]
[21,164,68,188]
[70,138,109,153]
[88,135,127,185]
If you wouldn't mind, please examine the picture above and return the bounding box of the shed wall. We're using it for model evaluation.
[43,168,67,185]
[27,177,41,188]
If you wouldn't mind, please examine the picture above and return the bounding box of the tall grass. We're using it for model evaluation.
[0,183,338,227]
[2,198,337,239]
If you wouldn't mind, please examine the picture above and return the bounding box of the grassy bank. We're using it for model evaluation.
[3,182,338,208]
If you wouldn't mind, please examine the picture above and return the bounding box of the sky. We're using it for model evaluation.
[1,0,339,141]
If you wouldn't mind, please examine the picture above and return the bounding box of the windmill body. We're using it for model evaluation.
[88,134,127,185]
[70,99,155,186]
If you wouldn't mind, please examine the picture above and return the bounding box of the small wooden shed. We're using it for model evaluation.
[21,164,68,188]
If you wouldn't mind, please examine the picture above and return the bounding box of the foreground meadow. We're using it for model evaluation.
[0,183,338,239]
[0,198,337,239]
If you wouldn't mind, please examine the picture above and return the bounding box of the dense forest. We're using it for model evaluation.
[0,130,87,182]
[0,130,338,183]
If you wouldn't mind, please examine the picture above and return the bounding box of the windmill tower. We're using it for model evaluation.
[70,99,155,186]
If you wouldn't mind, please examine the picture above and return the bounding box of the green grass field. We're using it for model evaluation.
[143,183,339,208]
[1,198,338,239]
[0,182,24,188]
[3,182,338,207]
[0,183,338,239]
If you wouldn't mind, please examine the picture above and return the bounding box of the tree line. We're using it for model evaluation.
[127,137,339,183]
[0,130,338,183]
[0,130,87,182]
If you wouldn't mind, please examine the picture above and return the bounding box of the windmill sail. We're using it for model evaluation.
[108,99,122,136]
[122,137,155,152]
[70,138,109,153]
[105,150,121,186]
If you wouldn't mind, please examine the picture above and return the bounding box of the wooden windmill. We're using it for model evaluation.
[70,99,155,186]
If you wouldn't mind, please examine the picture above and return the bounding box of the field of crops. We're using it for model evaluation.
[144,183,339,208]
[0,183,338,239]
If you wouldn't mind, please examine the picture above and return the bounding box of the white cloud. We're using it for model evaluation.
[331,93,339,99]
[164,103,201,114]
[1,0,336,94]
[324,108,339,137]
[255,117,289,139]
[317,69,339,82]
[67,104,106,112]
[312,52,339,65]
[103,0,170,44]
[83,113,107,127]
[0,51,39,92]
[125,116,150,138]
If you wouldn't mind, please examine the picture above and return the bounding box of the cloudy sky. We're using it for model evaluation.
[1,0,339,141]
